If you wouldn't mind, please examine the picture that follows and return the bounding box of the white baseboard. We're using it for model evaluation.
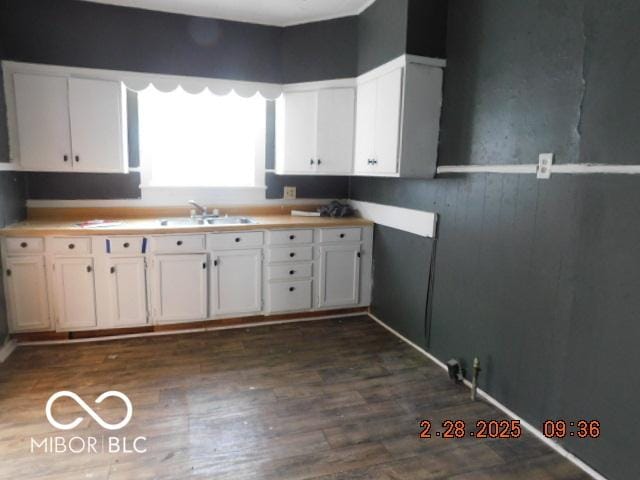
[0,339,17,363]
[367,312,607,480]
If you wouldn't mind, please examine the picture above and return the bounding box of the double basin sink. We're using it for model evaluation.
[158,216,257,227]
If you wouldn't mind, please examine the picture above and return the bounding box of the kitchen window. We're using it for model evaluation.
[137,87,266,189]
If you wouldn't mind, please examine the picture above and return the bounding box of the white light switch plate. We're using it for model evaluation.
[284,186,297,200]
[537,153,553,179]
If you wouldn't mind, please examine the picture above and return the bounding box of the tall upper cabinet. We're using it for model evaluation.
[276,85,356,175]
[11,71,128,173]
[353,56,444,178]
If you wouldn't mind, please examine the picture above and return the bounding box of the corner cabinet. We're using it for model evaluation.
[276,86,355,175]
[12,72,128,173]
[274,55,444,179]
[354,57,444,178]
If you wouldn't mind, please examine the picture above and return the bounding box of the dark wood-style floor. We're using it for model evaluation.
[0,316,589,480]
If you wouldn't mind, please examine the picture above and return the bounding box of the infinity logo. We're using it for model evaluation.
[45,391,133,431]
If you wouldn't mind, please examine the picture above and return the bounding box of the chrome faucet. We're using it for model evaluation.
[188,200,207,217]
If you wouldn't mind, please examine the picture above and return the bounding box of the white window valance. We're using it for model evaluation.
[2,60,283,99]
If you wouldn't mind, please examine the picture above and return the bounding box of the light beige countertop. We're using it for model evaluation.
[0,214,373,237]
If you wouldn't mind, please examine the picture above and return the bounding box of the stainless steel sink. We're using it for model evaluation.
[158,216,256,227]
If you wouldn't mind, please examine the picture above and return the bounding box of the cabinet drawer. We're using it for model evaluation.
[268,280,312,313]
[151,235,205,253]
[50,237,92,254]
[318,227,361,243]
[267,263,313,281]
[267,229,313,245]
[106,237,146,254]
[5,237,45,254]
[208,231,263,250]
[268,246,313,263]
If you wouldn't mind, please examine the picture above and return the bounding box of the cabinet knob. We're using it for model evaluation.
[214,259,218,267]
[289,270,295,275]
[86,265,92,273]
[310,158,315,165]
[317,159,322,165]
[123,242,130,248]
[75,155,80,163]
[235,237,241,243]
[357,252,361,258]
[63,155,69,162]
[5,269,11,277]
[20,242,28,248]
[289,252,295,258]
[68,243,75,250]
[339,233,345,239]
[202,262,207,269]
[110,266,116,274]
[176,240,183,246]
[289,287,295,292]
[289,235,295,240]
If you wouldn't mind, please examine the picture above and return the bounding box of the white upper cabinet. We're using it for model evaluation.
[354,56,444,178]
[276,86,355,175]
[13,74,72,171]
[12,72,128,173]
[68,78,128,173]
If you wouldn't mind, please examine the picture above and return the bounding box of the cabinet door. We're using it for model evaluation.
[3,256,51,332]
[353,78,377,174]
[210,249,262,316]
[68,78,127,173]
[13,73,72,171]
[153,254,208,323]
[54,258,98,330]
[276,91,317,173]
[374,68,404,174]
[316,88,355,174]
[108,257,148,327]
[318,245,361,308]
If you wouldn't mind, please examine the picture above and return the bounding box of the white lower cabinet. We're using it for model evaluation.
[53,257,98,330]
[1,226,373,333]
[318,244,361,308]
[210,249,262,316]
[107,257,148,327]
[152,254,208,324]
[3,256,51,332]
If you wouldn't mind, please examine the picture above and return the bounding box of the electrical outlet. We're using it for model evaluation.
[283,186,297,200]
[537,153,553,179]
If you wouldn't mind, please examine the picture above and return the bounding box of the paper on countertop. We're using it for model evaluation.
[290,210,321,217]
[76,220,123,228]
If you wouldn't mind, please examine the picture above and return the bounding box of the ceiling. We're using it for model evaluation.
[78,0,375,27]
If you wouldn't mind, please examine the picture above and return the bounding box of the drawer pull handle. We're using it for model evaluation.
[123,242,130,248]
[289,270,295,275]
[86,266,92,273]
[110,266,116,274]
[289,287,295,292]
[20,242,28,248]
[6,269,11,277]
[289,235,295,240]
[68,243,75,250]
[289,252,295,258]
[177,240,183,246]
[235,237,241,243]
[339,233,345,238]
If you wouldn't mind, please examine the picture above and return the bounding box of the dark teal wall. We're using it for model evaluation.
[350,1,640,478]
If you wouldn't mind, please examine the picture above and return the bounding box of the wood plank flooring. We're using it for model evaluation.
[0,316,590,480]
